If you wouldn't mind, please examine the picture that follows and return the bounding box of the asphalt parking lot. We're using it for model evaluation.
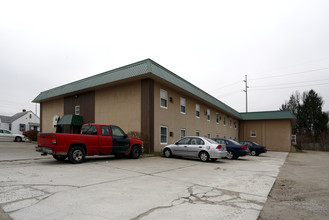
[0,141,287,220]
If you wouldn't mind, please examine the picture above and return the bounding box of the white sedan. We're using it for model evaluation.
[0,129,25,142]
[161,136,227,162]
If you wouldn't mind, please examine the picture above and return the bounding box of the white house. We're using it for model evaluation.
[0,110,40,134]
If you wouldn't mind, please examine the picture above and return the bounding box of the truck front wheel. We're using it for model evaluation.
[130,146,141,159]
[69,146,86,164]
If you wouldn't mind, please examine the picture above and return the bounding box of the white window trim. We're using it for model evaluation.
[230,119,232,128]
[196,104,200,118]
[160,126,168,144]
[180,97,186,114]
[75,105,80,115]
[180,129,186,138]
[160,89,168,109]
[207,109,210,122]
[195,130,200,136]
[250,130,257,137]
[223,116,226,126]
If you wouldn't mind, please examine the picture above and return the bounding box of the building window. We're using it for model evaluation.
[196,130,200,136]
[9,124,12,130]
[196,104,200,118]
[216,134,219,138]
[19,124,26,132]
[234,121,237,129]
[223,116,226,126]
[250,130,257,137]
[29,113,32,119]
[160,89,168,109]
[180,129,186,138]
[230,119,232,128]
[216,113,219,124]
[207,109,210,121]
[160,126,168,144]
[207,133,210,138]
[75,105,80,115]
[180,97,186,114]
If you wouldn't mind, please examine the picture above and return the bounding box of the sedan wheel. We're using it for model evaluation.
[199,151,209,162]
[163,148,172,158]
[250,150,257,156]
[15,136,22,142]
[227,151,235,160]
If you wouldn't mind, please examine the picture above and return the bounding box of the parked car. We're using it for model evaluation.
[161,136,227,162]
[212,138,248,159]
[240,141,267,156]
[0,129,26,142]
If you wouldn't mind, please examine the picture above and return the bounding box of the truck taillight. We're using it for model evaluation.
[51,134,57,145]
[241,145,246,150]
[216,145,222,149]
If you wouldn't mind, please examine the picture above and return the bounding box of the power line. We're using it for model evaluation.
[249,67,329,81]
[216,89,243,98]
[208,80,242,92]
[250,82,329,91]
[251,78,329,88]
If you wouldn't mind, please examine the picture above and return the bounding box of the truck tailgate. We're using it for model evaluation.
[38,133,55,147]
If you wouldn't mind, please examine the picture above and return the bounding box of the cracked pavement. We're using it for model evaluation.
[0,142,288,220]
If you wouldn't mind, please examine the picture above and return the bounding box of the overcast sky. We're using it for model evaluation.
[1,0,329,117]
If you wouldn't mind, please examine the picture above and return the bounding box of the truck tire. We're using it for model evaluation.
[68,146,86,164]
[53,155,67,161]
[130,146,141,159]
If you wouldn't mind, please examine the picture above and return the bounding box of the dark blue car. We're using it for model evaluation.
[212,138,248,159]
[240,141,267,156]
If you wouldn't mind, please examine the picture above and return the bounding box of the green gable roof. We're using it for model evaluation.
[240,110,296,120]
[33,59,241,118]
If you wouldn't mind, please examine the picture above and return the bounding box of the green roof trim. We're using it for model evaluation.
[57,115,84,126]
[240,110,296,120]
[33,59,241,118]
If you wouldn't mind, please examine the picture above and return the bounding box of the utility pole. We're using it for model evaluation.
[243,75,249,112]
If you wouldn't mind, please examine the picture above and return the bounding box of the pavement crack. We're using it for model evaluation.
[130,184,266,219]
[0,184,79,213]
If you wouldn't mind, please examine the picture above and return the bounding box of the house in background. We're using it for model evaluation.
[0,110,40,134]
[32,59,295,152]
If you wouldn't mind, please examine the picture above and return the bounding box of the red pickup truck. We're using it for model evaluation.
[36,124,144,164]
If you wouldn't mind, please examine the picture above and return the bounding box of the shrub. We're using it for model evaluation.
[127,131,150,153]
[26,130,38,141]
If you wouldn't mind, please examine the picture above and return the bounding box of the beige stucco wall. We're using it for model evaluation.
[95,81,141,133]
[153,82,239,152]
[41,99,64,133]
[240,119,292,152]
